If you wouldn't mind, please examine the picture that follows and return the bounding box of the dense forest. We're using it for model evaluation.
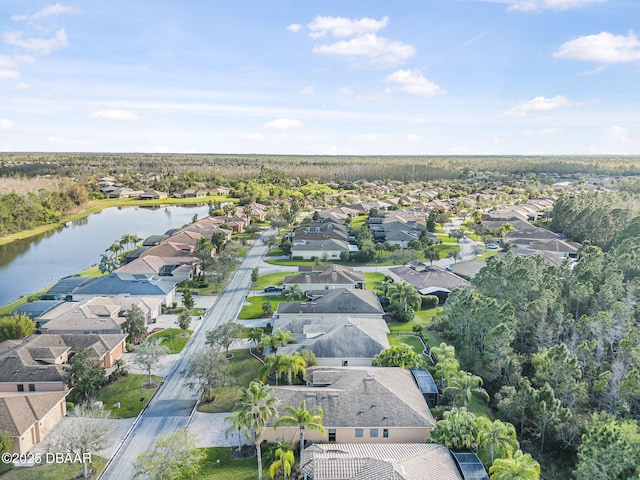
[2,153,640,183]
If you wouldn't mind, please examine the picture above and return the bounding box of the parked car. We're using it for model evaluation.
[264,286,283,292]
[487,243,500,250]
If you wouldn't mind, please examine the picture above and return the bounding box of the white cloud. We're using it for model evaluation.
[0,69,21,81]
[3,29,69,55]
[313,34,416,67]
[286,24,302,33]
[505,95,575,116]
[554,31,640,63]
[88,109,139,121]
[264,117,302,130]
[12,3,76,22]
[339,86,355,95]
[299,86,314,95]
[0,56,16,68]
[308,16,389,38]
[523,127,564,136]
[0,119,12,129]
[385,69,445,97]
[481,0,606,11]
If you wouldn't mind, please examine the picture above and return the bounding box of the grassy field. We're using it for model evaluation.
[238,295,282,320]
[98,374,162,418]
[251,272,288,291]
[363,271,386,290]
[147,328,193,354]
[195,447,257,479]
[0,456,107,479]
[197,349,262,413]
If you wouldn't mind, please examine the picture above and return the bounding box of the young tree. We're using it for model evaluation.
[134,428,205,480]
[268,443,295,480]
[53,403,116,479]
[262,301,274,317]
[0,314,35,341]
[133,337,169,387]
[0,430,13,454]
[65,349,106,400]
[226,381,278,480]
[206,320,244,357]
[251,267,260,283]
[274,400,325,454]
[271,328,296,347]
[444,373,490,410]
[98,251,119,274]
[259,354,285,386]
[177,310,191,331]
[122,304,147,344]
[372,344,423,369]
[387,281,420,322]
[182,345,233,401]
[277,353,307,385]
[282,285,305,301]
[181,288,194,310]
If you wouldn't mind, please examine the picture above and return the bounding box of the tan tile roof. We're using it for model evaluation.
[0,391,67,436]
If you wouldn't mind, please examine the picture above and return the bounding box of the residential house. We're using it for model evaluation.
[300,443,464,480]
[138,190,168,200]
[276,288,385,321]
[290,239,355,260]
[116,255,194,283]
[388,263,473,303]
[262,366,436,445]
[283,264,365,292]
[37,296,162,334]
[70,273,176,305]
[0,391,68,454]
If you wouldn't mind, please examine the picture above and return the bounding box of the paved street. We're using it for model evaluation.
[99,230,273,479]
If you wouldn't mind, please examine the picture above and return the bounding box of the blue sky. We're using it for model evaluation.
[1,0,639,155]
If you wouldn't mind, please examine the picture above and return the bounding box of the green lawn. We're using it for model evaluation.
[435,233,457,243]
[389,335,426,355]
[197,349,262,413]
[0,456,107,480]
[251,272,289,291]
[238,295,282,320]
[147,328,193,354]
[196,447,257,479]
[363,271,386,290]
[98,374,162,418]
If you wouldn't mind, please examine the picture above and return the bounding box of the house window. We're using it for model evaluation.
[370,429,378,438]
[383,429,389,438]
[328,429,336,442]
[17,384,24,392]
[28,384,36,392]
[355,429,363,438]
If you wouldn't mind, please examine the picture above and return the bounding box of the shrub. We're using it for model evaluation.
[291,256,304,261]
[421,295,439,309]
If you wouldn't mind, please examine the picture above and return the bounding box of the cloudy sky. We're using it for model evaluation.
[0,0,639,155]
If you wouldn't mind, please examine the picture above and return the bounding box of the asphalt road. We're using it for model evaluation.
[100,230,273,479]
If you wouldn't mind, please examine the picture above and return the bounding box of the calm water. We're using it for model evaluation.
[0,204,210,307]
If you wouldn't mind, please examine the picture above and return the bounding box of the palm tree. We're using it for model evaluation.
[444,373,490,410]
[476,417,519,467]
[268,443,295,480]
[498,222,515,245]
[226,381,278,480]
[248,327,265,351]
[277,353,306,385]
[274,400,325,454]
[489,449,541,480]
[282,285,305,301]
[271,328,296,347]
[387,281,421,316]
[259,354,284,386]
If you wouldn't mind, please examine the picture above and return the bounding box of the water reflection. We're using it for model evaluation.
[0,204,210,307]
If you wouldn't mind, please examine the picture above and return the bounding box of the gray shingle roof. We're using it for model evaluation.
[277,289,384,316]
[73,273,175,296]
[270,366,435,430]
[284,265,365,287]
[389,264,472,291]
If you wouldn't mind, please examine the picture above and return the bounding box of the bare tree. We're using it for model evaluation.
[132,337,169,386]
[52,403,116,479]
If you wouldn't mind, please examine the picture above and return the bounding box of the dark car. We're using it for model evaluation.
[264,286,283,292]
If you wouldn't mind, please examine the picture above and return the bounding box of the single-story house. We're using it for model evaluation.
[263,366,436,446]
[70,273,176,305]
[290,239,355,260]
[300,443,464,480]
[276,288,385,321]
[388,263,473,303]
[283,264,365,292]
[0,391,68,454]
